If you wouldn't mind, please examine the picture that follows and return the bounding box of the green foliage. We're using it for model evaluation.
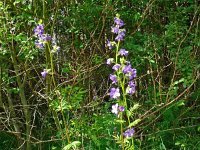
[51,86,86,111]
[0,0,199,150]
[0,132,18,150]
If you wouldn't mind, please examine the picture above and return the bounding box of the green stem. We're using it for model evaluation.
[47,43,70,143]
[115,41,120,63]
[47,43,56,87]
[42,0,62,136]
[120,114,124,150]
[115,39,135,150]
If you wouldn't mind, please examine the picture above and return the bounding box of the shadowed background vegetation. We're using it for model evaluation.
[0,0,199,149]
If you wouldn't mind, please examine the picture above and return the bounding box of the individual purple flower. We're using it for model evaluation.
[110,74,118,84]
[107,40,113,49]
[126,86,135,94]
[110,88,120,99]
[35,41,44,49]
[111,103,118,115]
[123,128,135,138]
[118,49,128,56]
[106,58,114,65]
[41,69,48,78]
[122,65,137,79]
[115,29,126,41]
[114,17,124,27]
[129,81,135,87]
[119,29,126,36]
[129,69,137,80]
[111,26,119,34]
[126,81,136,94]
[122,65,132,74]
[115,33,124,41]
[34,24,44,37]
[40,34,52,41]
[115,35,123,41]
[118,106,125,112]
[112,64,120,71]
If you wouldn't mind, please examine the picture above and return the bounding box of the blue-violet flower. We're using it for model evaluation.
[118,49,128,56]
[111,103,125,116]
[111,26,119,34]
[110,74,118,84]
[118,106,125,112]
[106,58,114,65]
[114,17,124,27]
[41,69,48,78]
[34,24,44,37]
[112,64,121,71]
[110,88,120,99]
[123,128,135,138]
[111,103,118,115]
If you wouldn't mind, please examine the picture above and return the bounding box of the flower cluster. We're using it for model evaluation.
[107,15,136,139]
[34,24,51,49]
[107,18,136,100]
[34,21,60,78]
[34,23,60,52]
[111,17,126,41]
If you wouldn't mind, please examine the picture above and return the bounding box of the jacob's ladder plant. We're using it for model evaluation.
[107,14,140,150]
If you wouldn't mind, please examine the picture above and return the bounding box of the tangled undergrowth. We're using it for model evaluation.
[0,0,199,150]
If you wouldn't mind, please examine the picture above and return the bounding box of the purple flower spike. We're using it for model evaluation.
[110,88,120,99]
[118,49,128,56]
[106,58,114,65]
[123,128,135,138]
[111,103,118,115]
[118,106,125,112]
[110,74,118,84]
[112,64,120,71]
[41,69,48,78]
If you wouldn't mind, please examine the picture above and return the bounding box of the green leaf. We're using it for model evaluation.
[173,78,185,86]
[176,100,185,107]
[128,119,141,128]
[62,141,81,150]
[197,126,200,132]
[127,103,140,117]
